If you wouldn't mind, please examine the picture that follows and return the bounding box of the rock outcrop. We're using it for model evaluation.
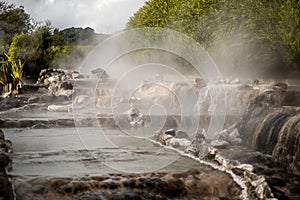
[152,89,300,199]
[237,90,300,174]
[0,129,14,200]
[235,90,300,199]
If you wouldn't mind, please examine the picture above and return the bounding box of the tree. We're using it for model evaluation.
[1,21,63,80]
[127,0,300,78]
[0,1,32,52]
[22,22,62,79]
[58,27,101,45]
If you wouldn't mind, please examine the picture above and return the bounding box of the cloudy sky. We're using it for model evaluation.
[10,0,147,34]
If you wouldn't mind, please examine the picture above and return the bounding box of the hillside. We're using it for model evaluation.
[57,27,109,46]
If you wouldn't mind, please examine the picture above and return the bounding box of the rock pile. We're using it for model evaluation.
[152,128,279,199]
[90,68,109,81]
[0,129,14,200]
[36,68,80,96]
[153,129,191,150]
[127,103,144,128]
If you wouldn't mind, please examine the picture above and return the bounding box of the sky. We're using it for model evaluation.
[9,0,147,34]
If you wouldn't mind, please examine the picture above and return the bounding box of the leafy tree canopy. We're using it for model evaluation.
[57,27,109,45]
[0,1,32,48]
[127,0,300,78]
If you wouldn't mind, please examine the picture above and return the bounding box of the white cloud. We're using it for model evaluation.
[9,0,146,33]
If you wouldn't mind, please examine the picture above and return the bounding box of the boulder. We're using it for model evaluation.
[0,129,14,200]
[90,68,109,81]
[47,104,72,112]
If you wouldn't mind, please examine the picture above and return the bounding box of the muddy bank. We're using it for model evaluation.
[0,129,14,200]
[15,169,241,200]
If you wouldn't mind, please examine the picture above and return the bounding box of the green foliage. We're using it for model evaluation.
[0,1,111,85]
[127,0,300,77]
[56,27,109,45]
[8,55,24,84]
[0,61,8,85]
[29,23,60,71]
[7,32,25,60]
[127,0,182,28]
[52,45,93,70]
[0,1,32,51]
[8,22,63,79]
[1,33,25,86]
[0,33,25,93]
[58,27,94,45]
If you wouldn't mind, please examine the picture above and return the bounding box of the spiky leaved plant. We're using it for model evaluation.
[10,57,24,90]
[0,62,8,85]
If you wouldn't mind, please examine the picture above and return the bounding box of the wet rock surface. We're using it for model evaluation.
[249,90,300,108]
[232,90,300,199]
[36,68,79,96]
[238,91,300,174]
[152,89,300,199]
[238,106,300,171]
[2,79,300,199]
[197,84,259,116]
[153,130,275,199]
[218,147,300,200]
[0,129,14,200]
[0,88,72,113]
[15,169,241,200]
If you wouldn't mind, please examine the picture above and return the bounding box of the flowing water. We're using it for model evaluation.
[3,83,287,199]
[0,83,257,199]
[3,110,209,188]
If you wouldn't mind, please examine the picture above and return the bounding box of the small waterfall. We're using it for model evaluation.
[197,84,259,116]
[196,84,259,140]
[237,90,300,174]
[273,112,300,173]
[251,109,293,154]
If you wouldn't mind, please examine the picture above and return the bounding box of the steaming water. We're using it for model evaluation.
[2,110,75,120]
[3,124,205,186]
[1,82,254,198]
